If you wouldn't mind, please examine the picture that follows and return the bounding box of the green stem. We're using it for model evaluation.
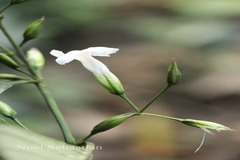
[0,3,11,13]
[19,39,27,47]
[120,93,140,113]
[0,45,24,65]
[0,22,76,145]
[140,84,171,113]
[12,117,29,130]
[16,68,36,79]
[0,45,11,54]
[36,82,76,144]
[77,134,93,146]
[140,112,183,122]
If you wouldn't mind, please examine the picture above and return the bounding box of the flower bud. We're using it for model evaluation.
[182,119,233,132]
[167,60,181,86]
[23,16,44,42]
[0,53,19,69]
[27,48,45,70]
[11,0,28,4]
[0,101,17,119]
[90,113,134,135]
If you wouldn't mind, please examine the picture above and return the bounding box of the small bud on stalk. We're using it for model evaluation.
[91,113,134,135]
[167,60,181,86]
[0,53,19,69]
[23,16,44,42]
[77,113,135,145]
[27,48,45,70]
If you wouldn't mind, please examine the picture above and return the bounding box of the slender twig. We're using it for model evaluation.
[19,40,27,47]
[77,134,93,146]
[36,82,76,144]
[0,45,12,54]
[120,93,140,113]
[0,3,11,13]
[140,84,171,113]
[16,69,36,79]
[140,112,183,122]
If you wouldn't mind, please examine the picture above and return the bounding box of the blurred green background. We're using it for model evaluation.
[1,0,240,160]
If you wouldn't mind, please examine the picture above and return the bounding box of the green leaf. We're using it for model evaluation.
[0,80,30,94]
[0,124,94,160]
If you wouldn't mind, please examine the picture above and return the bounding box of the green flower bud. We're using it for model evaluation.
[167,60,181,86]
[91,113,134,135]
[27,48,45,70]
[182,119,233,132]
[0,53,19,69]
[0,73,27,80]
[23,16,44,42]
[11,0,28,4]
[0,101,17,119]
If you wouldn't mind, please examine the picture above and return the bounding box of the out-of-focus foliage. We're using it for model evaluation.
[1,0,240,160]
[1,0,240,49]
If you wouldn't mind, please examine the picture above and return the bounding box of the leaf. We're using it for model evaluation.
[0,124,94,160]
[0,80,30,94]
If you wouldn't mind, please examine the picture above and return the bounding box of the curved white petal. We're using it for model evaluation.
[55,50,84,65]
[76,55,110,76]
[83,47,119,57]
[50,50,65,57]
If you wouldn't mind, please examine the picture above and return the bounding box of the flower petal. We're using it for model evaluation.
[50,50,65,57]
[76,55,110,76]
[55,50,83,65]
[83,47,119,57]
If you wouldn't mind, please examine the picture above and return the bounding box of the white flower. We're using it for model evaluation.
[50,47,124,95]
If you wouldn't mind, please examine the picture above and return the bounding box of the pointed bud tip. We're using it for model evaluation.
[167,60,181,86]
[23,16,44,41]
